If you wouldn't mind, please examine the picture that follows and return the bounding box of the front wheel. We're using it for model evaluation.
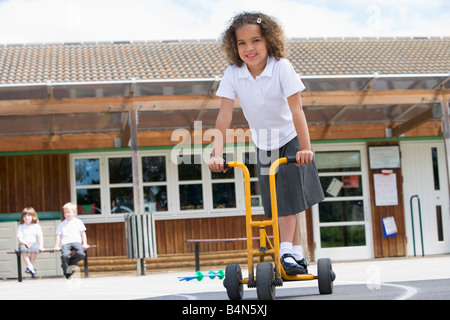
[223,264,244,300]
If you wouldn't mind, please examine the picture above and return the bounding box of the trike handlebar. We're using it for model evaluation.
[285,155,297,164]
[223,156,297,169]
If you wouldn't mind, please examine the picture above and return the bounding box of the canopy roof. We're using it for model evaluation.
[0,37,448,149]
[0,73,448,136]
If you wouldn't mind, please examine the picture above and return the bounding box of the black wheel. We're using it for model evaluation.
[256,262,276,300]
[317,258,334,294]
[223,264,244,300]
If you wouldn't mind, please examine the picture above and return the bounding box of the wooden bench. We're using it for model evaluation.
[186,237,273,272]
[7,245,96,282]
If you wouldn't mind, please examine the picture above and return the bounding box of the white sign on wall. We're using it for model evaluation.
[369,146,401,169]
[374,173,398,206]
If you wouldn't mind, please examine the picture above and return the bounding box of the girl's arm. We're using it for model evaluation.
[208,97,234,172]
[37,224,44,251]
[17,228,30,247]
[17,236,30,247]
[288,92,314,165]
[37,234,44,251]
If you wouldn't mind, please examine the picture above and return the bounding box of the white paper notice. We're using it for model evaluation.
[382,216,398,236]
[374,173,398,206]
[326,178,343,197]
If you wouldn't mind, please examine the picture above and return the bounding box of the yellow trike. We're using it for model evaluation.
[223,156,335,300]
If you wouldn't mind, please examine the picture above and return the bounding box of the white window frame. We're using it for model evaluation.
[107,154,135,215]
[312,142,374,261]
[141,154,171,214]
[69,145,265,223]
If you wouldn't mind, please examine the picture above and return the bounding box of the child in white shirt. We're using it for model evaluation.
[209,12,324,275]
[17,207,44,278]
[54,202,89,279]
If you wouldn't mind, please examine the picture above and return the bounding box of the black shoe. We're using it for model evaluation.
[281,254,307,275]
[295,258,309,274]
[25,267,37,278]
[65,266,76,279]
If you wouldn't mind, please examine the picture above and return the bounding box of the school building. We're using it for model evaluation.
[0,37,449,277]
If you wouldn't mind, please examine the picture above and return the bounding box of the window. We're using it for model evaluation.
[109,157,134,214]
[211,153,236,209]
[320,225,366,248]
[177,154,204,211]
[431,147,440,190]
[315,150,367,248]
[74,158,102,215]
[142,156,168,212]
[70,147,265,222]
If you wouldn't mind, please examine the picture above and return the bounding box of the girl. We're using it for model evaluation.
[208,12,324,275]
[17,207,44,278]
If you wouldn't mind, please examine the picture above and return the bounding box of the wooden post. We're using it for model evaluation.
[129,108,145,275]
[441,97,450,215]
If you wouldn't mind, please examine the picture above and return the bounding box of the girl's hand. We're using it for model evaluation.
[208,156,227,173]
[296,149,313,166]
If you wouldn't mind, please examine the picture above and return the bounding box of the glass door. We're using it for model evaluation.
[312,144,373,260]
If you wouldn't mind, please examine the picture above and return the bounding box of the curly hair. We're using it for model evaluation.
[220,11,286,67]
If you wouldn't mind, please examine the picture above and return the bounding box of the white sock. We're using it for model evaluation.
[280,242,296,264]
[292,245,304,260]
[28,264,35,272]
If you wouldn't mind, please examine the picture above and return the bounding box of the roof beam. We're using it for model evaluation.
[391,105,441,137]
[360,74,378,90]
[120,112,131,148]
[0,122,443,154]
[326,106,348,125]
[302,89,449,107]
[0,89,448,117]
[442,97,450,190]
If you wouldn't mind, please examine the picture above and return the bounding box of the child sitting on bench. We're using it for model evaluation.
[17,207,44,278]
[54,202,89,279]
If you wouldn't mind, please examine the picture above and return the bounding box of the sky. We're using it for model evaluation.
[0,0,449,44]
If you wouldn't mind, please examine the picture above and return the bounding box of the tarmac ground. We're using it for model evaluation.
[1,254,449,301]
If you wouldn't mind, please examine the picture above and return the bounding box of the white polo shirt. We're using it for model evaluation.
[216,56,306,150]
[17,223,43,244]
[56,217,86,245]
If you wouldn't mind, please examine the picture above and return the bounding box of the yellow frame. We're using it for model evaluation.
[228,157,316,285]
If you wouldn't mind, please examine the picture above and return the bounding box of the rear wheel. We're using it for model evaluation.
[256,262,276,300]
[317,258,334,294]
